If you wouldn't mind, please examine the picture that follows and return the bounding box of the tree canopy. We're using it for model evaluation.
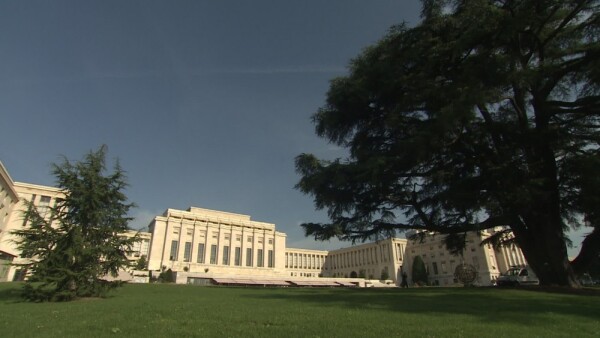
[13,146,136,301]
[296,0,599,287]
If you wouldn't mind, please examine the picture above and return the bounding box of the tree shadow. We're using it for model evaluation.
[243,287,600,324]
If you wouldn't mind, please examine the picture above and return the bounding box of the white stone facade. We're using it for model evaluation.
[147,207,287,281]
[0,161,529,286]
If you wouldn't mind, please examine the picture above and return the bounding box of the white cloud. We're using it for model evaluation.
[128,208,161,231]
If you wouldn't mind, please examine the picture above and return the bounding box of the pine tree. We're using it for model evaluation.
[12,146,136,301]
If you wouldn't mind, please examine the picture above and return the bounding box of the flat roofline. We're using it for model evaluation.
[158,208,276,229]
[13,181,63,193]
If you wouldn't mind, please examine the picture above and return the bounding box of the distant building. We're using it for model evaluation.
[0,160,529,286]
[0,180,64,281]
[403,229,528,286]
[0,161,20,281]
[121,229,152,265]
[147,207,288,282]
[323,238,407,283]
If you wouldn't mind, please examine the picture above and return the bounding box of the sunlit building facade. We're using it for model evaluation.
[0,160,528,286]
[147,207,288,282]
[403,229,528,286]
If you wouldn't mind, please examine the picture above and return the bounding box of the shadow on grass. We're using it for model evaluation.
[0,283,25,303]
[243,287,600,324]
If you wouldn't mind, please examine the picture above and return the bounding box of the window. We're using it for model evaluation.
[38,195,51,216]
[183,242,192,262]
[258,237,264,244]
[173,227,180,235]
[169,240,179,261]
[210,244,217,264]
[222,246,230,265]
[432,262,439,275]
[236,235,241,242]
[441,262,447,274]
[246,248,253,266]
[247,236,253,243]
[257,249,264,267]
[268,238,273,245]
[268,250,274,268]
[197,243,205,263]
[224,234,230,241]
[212,232,218,239]
[186,229,193,236]
[234,247,241,266]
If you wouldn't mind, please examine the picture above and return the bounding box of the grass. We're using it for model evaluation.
[0,283,598,337]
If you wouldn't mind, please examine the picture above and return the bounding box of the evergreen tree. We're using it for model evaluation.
[412,256,428,286]
[296,0,599,287]
[12,146,136,301]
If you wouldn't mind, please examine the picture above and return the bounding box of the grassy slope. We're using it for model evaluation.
[0,283,598,337]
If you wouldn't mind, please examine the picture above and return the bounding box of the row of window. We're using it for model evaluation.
[169,240,274,267]
[328,244,396,270]
[172,228,274,245]
[284,252,326,270]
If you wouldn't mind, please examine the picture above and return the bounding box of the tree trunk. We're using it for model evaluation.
[513,216,580,287]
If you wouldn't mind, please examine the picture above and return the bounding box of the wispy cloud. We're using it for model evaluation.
[128,208,161,231]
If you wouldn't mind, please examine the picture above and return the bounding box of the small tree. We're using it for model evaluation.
[12,146,135,301]
[412,256,428,286]
[135,255,148,270]
[380,268,390,281]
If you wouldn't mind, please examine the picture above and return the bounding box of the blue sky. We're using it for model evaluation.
[0,1,586,255]
[0,1,422,250]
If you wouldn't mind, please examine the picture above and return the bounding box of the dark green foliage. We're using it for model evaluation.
[12,146,135,301]
[380,269,390,281]
[158,269,175,283]
[296,0,599,287]
[412,256,428,286]
[135,255,148,270]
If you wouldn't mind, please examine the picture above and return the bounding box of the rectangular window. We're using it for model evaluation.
[268,250,274,268]
[169,240,179,261]
[186,229,193,236]
[441,262,447,274]
[236,235,241,242]
[432,262,439,275]
[258,237,264,244]
[197,243,205,263]
[210,244,217,264]
[268,238,273,245]
[183,242,192,262]
[173,227,180,235]
[257,249,264,267]
[222,246,230,265]
[246,248,253,266]
[212,232,218,239]
[38,195,51,216]
[247,236,253,243]
[234,247,241,266]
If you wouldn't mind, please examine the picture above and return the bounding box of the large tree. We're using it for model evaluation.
[13,146,136,301]
[296,0,599,287]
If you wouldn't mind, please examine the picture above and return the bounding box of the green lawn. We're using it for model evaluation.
[0,283,598,337]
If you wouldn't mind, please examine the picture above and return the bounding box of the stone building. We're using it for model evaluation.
[0,160,529,286]
[402,229,528,286]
